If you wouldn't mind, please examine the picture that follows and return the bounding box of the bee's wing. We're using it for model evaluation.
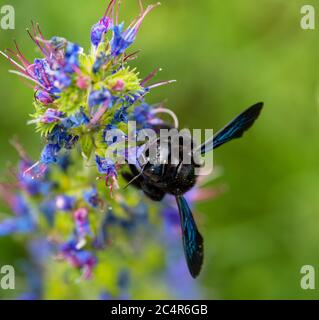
[176,195,204,278]
[200,102,263,155]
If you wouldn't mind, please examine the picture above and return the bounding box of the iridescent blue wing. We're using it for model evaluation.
[176,195,204,278]
[200,102,263,154]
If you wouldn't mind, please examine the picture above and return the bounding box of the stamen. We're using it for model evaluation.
[9,70,46,89]
[27,115,63,125]
[36,23,52,54]
[138,0,144,11]
[23,161,39,177]
[140,67,162,86]
[26,29,47,56]
[133,3,161,32]
[25,162,47,179]
[124,50,141,62]
[10,137,29,161]
[147,79,176,89]
[0,50,26,72]
[116,0,121,26]
[90,104,109,126]
[13,40,31,66]
[104,0,117,18]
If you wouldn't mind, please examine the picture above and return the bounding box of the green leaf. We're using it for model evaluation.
[81,134,94,159]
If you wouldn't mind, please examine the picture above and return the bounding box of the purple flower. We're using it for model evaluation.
[95,156,117,176]
[53,70,71,89]
[35,90,55,105]
[55,195,75,211]
[91,17,113,48]
[60,239,97,279]
[90,0,116,47]
[19,160,51,196]
[31,59,54,90]
[95,156,119,193]
[74,208,93,241]
[41,108,63,123]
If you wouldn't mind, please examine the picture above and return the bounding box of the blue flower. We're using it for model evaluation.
[40,144,61,164]
[47,126,78,150]
[84,188,99,208]
[118,270,130,291]
[91,17,113,48]
[89,88,111,108]
[0,195,35,236]
[57,153,72,171]
[0,216,34,236]
[64,42,81,73]
[50,36,68,50]
[110,23,136,56]
[113,106,129,123]
[95,155,117,176]
[61,108,90,129]
[133,103,156,127]
[55,195,75,211]
[124,89,148,106]
[40,199,56,226]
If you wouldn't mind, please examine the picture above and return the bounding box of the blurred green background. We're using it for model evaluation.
[1,0,319,299]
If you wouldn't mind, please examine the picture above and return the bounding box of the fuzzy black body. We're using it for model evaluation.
[123,123,200,200]
[123,102,264,278]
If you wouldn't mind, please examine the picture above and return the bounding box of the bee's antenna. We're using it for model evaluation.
[151,107,179,128]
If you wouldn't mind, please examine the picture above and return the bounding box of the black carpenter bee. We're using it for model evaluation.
[123,103,263,278]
